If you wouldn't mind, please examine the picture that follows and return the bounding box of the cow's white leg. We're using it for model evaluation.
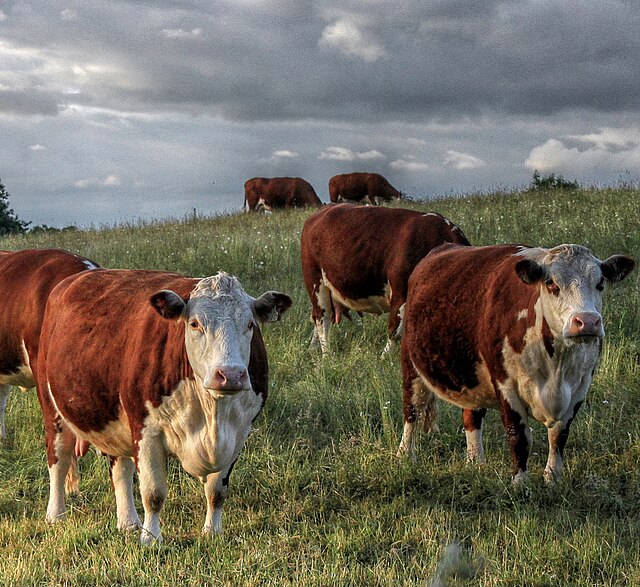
[463,408,487,464]
[544,422,565,484]
[313,282,332,354]
[397,420,417,460]
[111,457,141,531]
[0,384,10,440]
[202,468,231,535]
[381,338,396,356]
[45,425,76,522]
[137,434,168,545]
[498,390,532,484]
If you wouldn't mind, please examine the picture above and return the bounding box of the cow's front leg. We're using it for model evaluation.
[544,400,583,484]
[498,392,532,484]
[137,433,168,545]
[202,461,237,536]
[0,384,10,440]
[463,408,487,463]
[110,456,141,531]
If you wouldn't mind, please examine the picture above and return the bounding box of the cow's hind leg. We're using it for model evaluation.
[463,408,487,463]
[0,384,10,440]
[309,282,332,354]
[397,343,437,459]
[45,418,76,522]
[137,433,168,545]
[110,456,141,531]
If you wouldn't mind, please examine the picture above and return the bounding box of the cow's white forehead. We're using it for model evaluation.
[189,272,252,316]
[517,244,599,270]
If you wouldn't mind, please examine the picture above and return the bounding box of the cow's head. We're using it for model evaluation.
[515,245,634,342]
[150,272,292,396]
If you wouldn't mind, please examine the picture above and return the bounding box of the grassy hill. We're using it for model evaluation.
[1,186,639,586]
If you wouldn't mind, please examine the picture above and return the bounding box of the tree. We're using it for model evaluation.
[0,179,30,235]
[529,170,579,191]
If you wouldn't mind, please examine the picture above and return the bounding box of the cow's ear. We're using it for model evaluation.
[253,291,293,323]
[601,255,635,283]
[515,259,545,285]
[150,290,187,320]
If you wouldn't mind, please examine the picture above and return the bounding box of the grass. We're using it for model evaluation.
[1,186,639,586]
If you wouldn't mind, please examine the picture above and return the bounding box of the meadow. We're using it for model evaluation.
[0,186,639,586]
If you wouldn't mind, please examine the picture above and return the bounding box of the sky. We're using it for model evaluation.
[1,0,639,228]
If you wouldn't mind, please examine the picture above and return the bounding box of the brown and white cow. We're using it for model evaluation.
[301,204,470,354]
[243,177,322,212]
[328,172,402,205]
[36,269,291,544]
[0,248,99,447]
[399,243,635,483]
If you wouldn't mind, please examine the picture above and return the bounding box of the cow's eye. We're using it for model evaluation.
[189,319,201,331]
[596,278,605,292]
[545,279,560,295]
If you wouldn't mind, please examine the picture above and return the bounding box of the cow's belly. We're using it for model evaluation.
[146,381,264,479]
[415,358,499,409]
[321,271,391,315]
[0,341,35,389]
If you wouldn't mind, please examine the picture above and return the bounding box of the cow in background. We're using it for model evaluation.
[399,243,634,483]
[37,269,291,544]
[301,204,470,354]
[244,177,322,212]
[329,172,402,205]
[0,249,99,489]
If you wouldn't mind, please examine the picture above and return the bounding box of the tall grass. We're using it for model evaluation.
[1,186,639,586]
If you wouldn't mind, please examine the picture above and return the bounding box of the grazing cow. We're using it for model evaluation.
[243,177,322,212]
[37,269,291,544]
[328,172,402,205]
[0,249,99,451]
[399,243,635,483]
[301,204,470,354]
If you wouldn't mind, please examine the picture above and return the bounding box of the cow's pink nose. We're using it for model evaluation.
[210,367,249,391]
[567,312,602,337]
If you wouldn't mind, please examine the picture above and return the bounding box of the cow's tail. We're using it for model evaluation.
[414,378,438,433]
[65,455,80,495]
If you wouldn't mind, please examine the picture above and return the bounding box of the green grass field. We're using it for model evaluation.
[1,186,639,586]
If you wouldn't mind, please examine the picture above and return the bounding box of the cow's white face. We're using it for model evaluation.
[515,245,635,342]
[150,272,292,396]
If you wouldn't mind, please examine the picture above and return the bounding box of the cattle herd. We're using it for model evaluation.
[0,173,635,546]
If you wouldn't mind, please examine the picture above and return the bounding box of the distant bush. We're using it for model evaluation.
[0,178,30,235]
[29,224,79,234]
[529,170,580,191]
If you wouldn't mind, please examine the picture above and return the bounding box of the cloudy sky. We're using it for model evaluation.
[1,0,639,227]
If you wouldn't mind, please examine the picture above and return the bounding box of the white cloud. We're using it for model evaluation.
[60,9,77,21]
[75,174,121,188]
[160,28,202,40]
[272,149,298,159]
[443,150,486,170]
[390,156,429,172]
[525,132,640,174]
[319,19,385,62]
[319,146,385,161]
[0,10,6,22]
[29,144,46,151]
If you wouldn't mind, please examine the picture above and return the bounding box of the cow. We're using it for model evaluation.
[398,243,635,484]
[243,177,322,212]
[300,204,470,354]
[36,269,291,544]
[328,172,402,205]
[0,248,99,460]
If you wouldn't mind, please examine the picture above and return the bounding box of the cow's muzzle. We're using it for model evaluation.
[564,312,604,340]
[205,366,250,394]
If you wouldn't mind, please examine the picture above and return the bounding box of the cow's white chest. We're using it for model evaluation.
[321,271,391,315]
[503,329,599,426]
[144,380,263,480]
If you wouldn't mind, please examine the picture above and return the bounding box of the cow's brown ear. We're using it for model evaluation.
[601,255,635,283]
[515,259,545,285]
[253,291,293,323]
[150,290,187,320]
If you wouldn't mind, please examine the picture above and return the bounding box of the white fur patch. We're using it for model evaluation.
[321,271,391,314]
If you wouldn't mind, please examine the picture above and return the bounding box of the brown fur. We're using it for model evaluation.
[300,204,470,341]
[328,172,401,204]
[243,177,321,211]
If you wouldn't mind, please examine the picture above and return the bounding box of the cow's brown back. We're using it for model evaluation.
[328,172,401,204]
